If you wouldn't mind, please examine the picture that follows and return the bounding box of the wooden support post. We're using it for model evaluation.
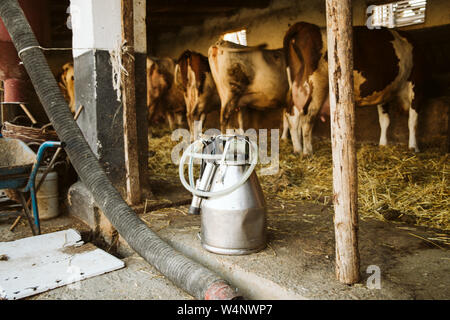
[121,0,141,205]
[0,81,4,123]
[325,0,360,284]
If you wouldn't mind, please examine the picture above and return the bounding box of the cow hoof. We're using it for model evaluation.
[409,146,420,153]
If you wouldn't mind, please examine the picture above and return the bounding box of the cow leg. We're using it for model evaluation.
[193,113,206,141]
[187,114,194,140]
[377,104,390,146]
[281,110,289,141]
[286,108,302,154]
[167,113,175,131]
[175,113,184,127]
[408,107,419,152]
[398,81,420,152]
[237,109,245,135]
[148,104,156,122]
[301,117,314,156]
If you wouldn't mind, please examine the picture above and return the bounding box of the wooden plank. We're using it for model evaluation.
[325,0,360,284]
[121,0,141,205]
[0,81,4,123]
[133,0,151,196]
[0,229,124,300]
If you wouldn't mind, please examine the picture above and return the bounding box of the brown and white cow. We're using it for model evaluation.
[284,22,422,155]
[147,56,186,130]
[175,50,220,140]
[58,62,76,114]
[208,40,289,132]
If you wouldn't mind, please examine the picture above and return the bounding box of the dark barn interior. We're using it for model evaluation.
[7,0,450,148]
[144,0,450,148]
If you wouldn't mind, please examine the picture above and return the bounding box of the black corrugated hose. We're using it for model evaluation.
[0,0,240,300]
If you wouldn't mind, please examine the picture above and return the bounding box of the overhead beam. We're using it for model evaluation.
[148,13,228,26]
[149,7,238,14]
[148,25,182,34]
[148,11,233,20]
[325,0,360,284]
[148,0,271,13]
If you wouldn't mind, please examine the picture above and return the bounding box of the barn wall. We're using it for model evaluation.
[155,0,325,57]
[153,0,450,58]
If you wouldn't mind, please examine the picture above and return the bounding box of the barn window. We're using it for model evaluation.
[222,29,247,45]
[368,0,427,28]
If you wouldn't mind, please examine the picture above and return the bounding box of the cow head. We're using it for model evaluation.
[147,58,174,101]
[176,50,211,139]
[147,57,175,121]
[58,62,75,114]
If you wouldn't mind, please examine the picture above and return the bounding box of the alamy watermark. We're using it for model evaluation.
[366,265,381,289]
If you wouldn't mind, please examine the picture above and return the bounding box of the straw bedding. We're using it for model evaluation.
[148,126,449,236]
[261,139,449,234]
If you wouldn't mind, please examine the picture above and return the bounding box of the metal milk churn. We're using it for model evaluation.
[179,134,267,255]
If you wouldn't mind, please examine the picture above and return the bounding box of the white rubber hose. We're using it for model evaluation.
[179,136,258,198]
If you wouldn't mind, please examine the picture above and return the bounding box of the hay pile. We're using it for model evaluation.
[260,139,449,233]
[148,126,180,177]
[148,126,449,234]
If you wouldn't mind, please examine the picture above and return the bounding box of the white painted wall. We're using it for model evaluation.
[70,0,122,58]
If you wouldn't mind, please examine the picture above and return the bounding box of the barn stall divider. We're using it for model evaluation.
[0,0,241,300]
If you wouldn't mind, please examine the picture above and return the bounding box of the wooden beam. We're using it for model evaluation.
[121,0,141,205]
[148,0,271,13]
[148,11,232,22]
[149,7,238,14]
[325,0,360,284]
[148,13,220,26]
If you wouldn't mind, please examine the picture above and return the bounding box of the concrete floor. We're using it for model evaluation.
[137,197,450,300]
[0,214,194,300]
[31,255,193,300]
[1,179,449,300]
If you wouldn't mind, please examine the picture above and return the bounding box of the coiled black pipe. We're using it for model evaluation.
[0,0,240,300]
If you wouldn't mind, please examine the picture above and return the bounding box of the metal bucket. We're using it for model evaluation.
[36,170,59,220]
[200,164,267,255]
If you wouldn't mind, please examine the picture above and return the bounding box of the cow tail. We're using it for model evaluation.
[176,50,192,89]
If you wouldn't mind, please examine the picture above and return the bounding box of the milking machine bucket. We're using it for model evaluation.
[179,135,267,255]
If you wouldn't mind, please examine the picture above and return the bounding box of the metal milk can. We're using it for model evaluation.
[179,135,267,255]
